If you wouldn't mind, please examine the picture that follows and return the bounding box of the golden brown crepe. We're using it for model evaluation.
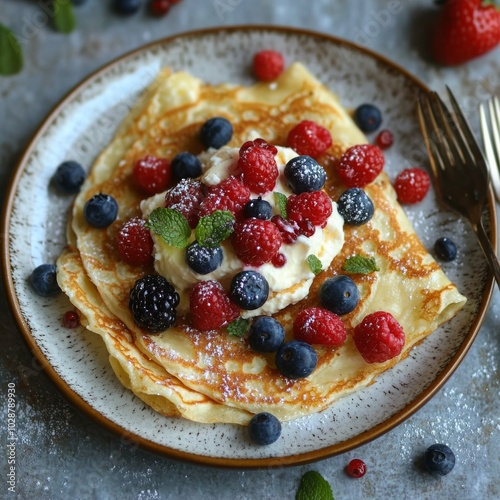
[57,63,466,424]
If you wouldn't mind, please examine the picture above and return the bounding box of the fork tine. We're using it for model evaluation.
[480,96,500,201]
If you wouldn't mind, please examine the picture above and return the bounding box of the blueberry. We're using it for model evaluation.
[30,264,60,297]
[275,340,317,379]
[248,412,281,445]
[52,160,85,194]
[424,444,456,476]
[186,241,223,275]
[199,117,233,149]
[434,237,457,262]
[113,0,141,15]
[319,275,359,315]
[248,316,285,352]
[354,103,382,133]
[284,155,326,194]
[337,188,374,226]
[230,271,269,310]
[171,152,202,181]
[243,197,272,220]
[83,193,118,228]
[71,0,87,5]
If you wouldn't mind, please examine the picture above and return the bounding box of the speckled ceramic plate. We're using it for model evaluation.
[2,26,496,468]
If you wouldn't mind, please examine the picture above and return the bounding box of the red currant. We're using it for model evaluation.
[375,129,394,149]
[272,252,286,267]
[346,458,367,478]
[150,0,171,16]
[63,311,80,329]
[253,50,285,81]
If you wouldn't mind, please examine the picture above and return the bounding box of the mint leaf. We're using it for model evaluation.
[53,0,76,34]
[342,254,380,274]
[227,317,250,337]
[296,471,334,500]
[307,254,322,275]
[195,210,235,248]
[274,192,288,218]
[146,207,191,248]
[0,25,23,76]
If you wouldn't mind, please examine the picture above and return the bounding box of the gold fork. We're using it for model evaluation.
[418,88,500,288]
[479,96,500,203]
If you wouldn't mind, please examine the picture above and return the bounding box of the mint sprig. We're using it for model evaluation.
[296,471,334,500]
[274,192,288,218]
[146,207,191,248]
[307,254,322,275]
[342,254,380,274]
[227,317,250,337]
[53,0,76,34]
[0,24,23,76]
[195,210,235,248]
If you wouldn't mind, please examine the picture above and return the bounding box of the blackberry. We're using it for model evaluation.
[199,117,233,149]
[229,270,269,310]
[186,241,223,275]
[284,155,326,193]
[243,197,272,220]
[171,152,202,181]
[129,275,179,333]
[337,188,374,226]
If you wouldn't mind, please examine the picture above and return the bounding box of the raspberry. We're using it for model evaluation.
[164,178,205,228]
[375,129,394,149]
[287,121,333,159]
[353,311,405,364]
[117,217,154,266]
[129,275,180,333]
[252,50,285,81]
[337,144,385,188]
[232,218,282,267]
[271,215,299,244]
[393,168,430,204]
[238,139,278,194]
[199,176,251,218]
[293,307,347,346]
[189,280,239,331]
[287,191,332,228]
[133,155,171,195]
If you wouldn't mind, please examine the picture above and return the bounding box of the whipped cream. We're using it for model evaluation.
[141,146,345,317]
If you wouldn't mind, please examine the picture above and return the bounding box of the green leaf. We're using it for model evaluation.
[0,25,23,76]
[195,210,235,248]
[53,0,76,34]
[296,471,334,500]
[274,192,288,218]
[342,254,380,274]
[146,207,191,248]
[227,317,250,337]
[307,255,322,276]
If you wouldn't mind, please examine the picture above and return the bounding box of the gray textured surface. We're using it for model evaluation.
[1,1,499,499]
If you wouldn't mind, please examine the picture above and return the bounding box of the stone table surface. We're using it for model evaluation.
[1,1,499,499]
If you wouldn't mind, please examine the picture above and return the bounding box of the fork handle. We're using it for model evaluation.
[474,220,500,289]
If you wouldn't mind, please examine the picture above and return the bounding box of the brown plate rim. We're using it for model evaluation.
[1,24,496,469]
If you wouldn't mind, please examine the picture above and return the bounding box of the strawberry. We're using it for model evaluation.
[431,0,500,66]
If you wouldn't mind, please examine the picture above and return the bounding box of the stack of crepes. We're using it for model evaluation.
[57,63,466,425]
